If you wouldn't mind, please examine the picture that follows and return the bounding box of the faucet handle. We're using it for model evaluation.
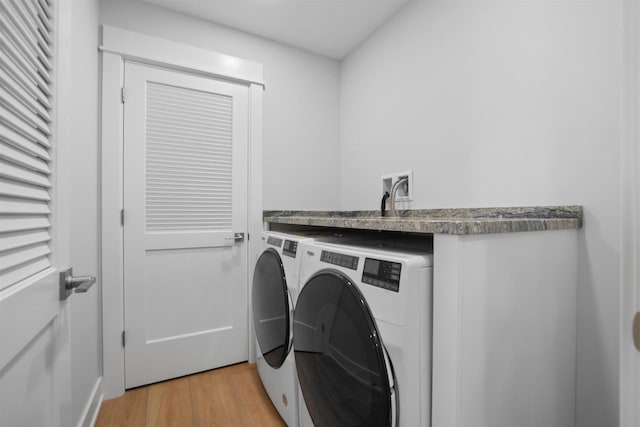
[381,191,390,217]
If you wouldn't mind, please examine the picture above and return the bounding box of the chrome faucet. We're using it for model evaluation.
[388,177,408,217]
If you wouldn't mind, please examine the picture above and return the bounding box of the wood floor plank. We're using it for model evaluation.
[120,387,149,427]
[94,399,115,427]
[250,369,287,427]
[146,376,194,427]
[189,367,235,426]
[95,363,286,427]
[227,365,286,427]
[96,386,148,427]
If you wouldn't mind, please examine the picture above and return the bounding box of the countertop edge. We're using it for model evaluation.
[263,206,583,235]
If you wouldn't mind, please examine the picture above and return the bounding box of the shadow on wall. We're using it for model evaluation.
[576,209,618,427]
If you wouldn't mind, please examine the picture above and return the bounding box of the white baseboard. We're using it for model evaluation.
[77,377,103,427]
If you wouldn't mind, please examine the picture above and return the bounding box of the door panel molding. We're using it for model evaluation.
[100,27,263,399]
[0,268,59,374]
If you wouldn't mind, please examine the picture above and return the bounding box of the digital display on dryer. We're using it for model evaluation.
[283,240,298,258]
[363,259,380,275]
[362,258,401,292]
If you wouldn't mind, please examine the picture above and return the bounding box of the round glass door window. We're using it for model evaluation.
[252,248,291,368]
[294,269,396,427]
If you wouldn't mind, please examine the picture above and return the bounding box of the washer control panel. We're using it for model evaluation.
[283,240,298,258]
[362,258,401,292]
[267,236,283,247]
[320,250,359,270]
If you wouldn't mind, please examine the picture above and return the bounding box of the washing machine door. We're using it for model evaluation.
[252,248,293,368]
[294,269,397,427]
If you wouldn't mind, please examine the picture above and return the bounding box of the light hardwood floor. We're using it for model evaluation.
[95,363,287,427]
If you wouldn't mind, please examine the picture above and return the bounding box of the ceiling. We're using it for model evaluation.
[141,0,409,59]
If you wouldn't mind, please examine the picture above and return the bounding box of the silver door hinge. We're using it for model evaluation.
[121,87,126,103]
[122,331,126,347]
[634,312,640,351]
[120,209,124,226]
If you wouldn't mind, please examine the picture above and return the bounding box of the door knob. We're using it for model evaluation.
[59,268,96,300]
[224,232,245,243]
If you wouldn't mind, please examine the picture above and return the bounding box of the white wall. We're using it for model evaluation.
[99,0,341,211]
[340,2,623,426]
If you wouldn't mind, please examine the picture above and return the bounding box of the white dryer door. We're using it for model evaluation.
[252,248,293,368]
[294,269,398,427]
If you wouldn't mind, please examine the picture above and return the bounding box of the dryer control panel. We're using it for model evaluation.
[362,258,401,292]
[283,240,298,258]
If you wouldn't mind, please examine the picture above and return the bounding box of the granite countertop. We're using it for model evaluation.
[264,206,583,235]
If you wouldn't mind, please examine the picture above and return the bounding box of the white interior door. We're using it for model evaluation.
[123,62,249,388]
[0,0,73,425]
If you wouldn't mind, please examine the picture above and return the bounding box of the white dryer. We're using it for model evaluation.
[294,239,433,427]
[252,231,314,426]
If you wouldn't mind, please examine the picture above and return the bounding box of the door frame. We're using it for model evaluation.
[99,25,264,399]
[622,3,640,426]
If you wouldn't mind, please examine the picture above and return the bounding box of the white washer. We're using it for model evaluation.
[252,230,368,426]
[294,239,433,427]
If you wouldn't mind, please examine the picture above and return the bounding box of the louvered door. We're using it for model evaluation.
[123,62,249,388]
[0,0,74,426]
